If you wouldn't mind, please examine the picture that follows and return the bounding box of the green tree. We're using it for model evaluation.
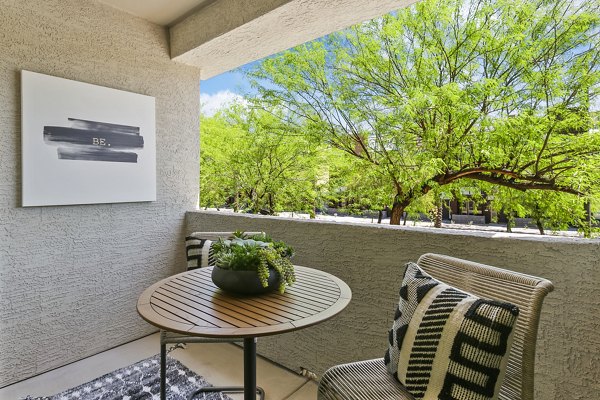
[199,111,243,209]
[200,105,321,214]
[490,185,591,235]
[247,0,600,225]
[320,148,392,220]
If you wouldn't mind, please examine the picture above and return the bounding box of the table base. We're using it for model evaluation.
[189,386,265,400]
[183,338,264,400]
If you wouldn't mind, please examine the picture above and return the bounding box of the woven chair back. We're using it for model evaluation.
[418,253,554,400]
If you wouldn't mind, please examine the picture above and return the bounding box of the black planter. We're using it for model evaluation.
[211,265,279,295]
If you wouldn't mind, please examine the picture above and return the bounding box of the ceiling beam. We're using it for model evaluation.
[170,0,419,79]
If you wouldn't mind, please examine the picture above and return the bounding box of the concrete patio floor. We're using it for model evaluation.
[0,333,317,400]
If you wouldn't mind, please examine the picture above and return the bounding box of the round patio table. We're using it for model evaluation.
[137,265,352,400]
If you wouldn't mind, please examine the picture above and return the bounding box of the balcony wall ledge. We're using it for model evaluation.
[185,210,600,400]
[188,209,598,243]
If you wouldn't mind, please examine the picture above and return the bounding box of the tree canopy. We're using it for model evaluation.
[200,105,322,215]
[247,0,600,225]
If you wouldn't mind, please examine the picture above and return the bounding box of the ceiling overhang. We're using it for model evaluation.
[169,0,419,79]
[97,0,213,26]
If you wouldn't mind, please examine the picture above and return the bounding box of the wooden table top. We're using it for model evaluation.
[137,266,352,338]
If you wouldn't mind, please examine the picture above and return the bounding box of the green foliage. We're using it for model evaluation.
[319,148,392,214]
[199,110,245,209]
[247,0,600,226]
[200,105,322,215]
[488,184,597,235]
[212,232,295,293]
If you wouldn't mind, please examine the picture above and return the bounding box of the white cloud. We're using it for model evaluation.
[200,90,246,116]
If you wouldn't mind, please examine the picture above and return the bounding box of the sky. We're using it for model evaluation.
[200,62,258,116]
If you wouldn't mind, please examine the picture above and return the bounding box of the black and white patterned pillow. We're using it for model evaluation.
[185,234,217,270]
[384,262,519,400]
[185,232,264,270]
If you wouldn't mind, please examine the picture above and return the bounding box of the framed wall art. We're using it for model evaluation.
[21,70,156,206]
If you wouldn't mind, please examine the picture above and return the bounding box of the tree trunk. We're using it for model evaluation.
[233,192,239,212]
[506,213,514,233]
[584,200,592,238]
[535,219,545,235]
[434,197,443,228]
[390,202,404,225]
[268,193,274,215]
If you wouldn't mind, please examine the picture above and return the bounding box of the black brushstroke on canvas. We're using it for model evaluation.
[44,126,144,148]
[43,118,143,163]
[57,147,138,163]
[67,118,140,135]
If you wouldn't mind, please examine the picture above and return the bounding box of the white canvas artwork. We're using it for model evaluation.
[21,70,156,206]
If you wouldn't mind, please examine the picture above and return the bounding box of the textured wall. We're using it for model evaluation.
[0,0,200,387]
[186,211,600,400]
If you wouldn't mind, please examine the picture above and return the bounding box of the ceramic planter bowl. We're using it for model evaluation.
[211,265,279,295]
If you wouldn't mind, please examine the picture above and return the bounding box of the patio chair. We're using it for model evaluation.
[318,253,554,400]
[159,231,265,400]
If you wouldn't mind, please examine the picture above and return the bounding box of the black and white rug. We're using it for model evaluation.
[24,354,233,400]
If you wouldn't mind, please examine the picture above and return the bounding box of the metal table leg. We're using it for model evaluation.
[160,334,167,400]
[244,337,257,400]
[188,336,264,400]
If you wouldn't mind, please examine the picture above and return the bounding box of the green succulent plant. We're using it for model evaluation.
[212,231,295,293]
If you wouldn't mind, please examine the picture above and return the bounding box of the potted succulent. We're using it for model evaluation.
[211,231,295,294]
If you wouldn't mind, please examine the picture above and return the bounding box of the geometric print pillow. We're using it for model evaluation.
[185,232,264,270]
[384,262,519,400]
[185,233,218,270]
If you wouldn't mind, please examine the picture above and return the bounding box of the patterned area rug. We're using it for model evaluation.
[25,354,233,400]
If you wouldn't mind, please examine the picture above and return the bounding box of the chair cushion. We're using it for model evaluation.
[384,262,519,400]
[185,233,219,270]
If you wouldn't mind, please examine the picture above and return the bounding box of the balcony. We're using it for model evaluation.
[182,211,599,399]
[1,210,598,399]
[1,1,599,400]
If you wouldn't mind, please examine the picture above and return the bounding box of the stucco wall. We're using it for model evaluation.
[186,211,600,400]
[0,0,200,387]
